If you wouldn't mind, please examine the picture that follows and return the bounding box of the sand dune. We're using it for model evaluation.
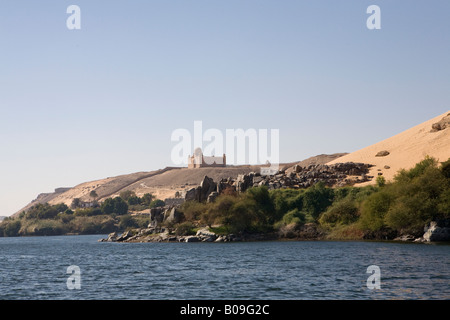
[327,111,450,183]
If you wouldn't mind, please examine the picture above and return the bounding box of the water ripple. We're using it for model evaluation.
[0,236,449,299]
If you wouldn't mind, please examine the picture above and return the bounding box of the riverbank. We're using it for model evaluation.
[99,219,450,244]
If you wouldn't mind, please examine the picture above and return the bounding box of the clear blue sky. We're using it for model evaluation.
[1,0,449,216]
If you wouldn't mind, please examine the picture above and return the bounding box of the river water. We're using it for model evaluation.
[0,235,448,300]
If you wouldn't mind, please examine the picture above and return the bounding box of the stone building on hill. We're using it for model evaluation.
[188,148,226,169]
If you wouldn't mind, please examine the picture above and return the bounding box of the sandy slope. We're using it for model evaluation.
[327,111,450,183]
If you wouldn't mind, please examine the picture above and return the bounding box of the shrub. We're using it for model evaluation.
[202,195,237,227]
[376,176,386,187]
[384,164,448,233]
[69,215,117,234]
[70,198,82,209]
[245,186,277,225]
[27,219,66,236]
[141,193,153,206]
[127,195,142,205]
[441,158,450,179]
[394,156,438,182]
[181,201,208,221]
[301,182,334,221]
[25,203,61,220]
[101,197,128,215]
[438,188,450,217]
[57,212,75,223]
[319,198,359,228]
[175,221,196,236]
[1,219,21,237]
[119,190,136,202]
[281,208,305,226]
[359,191,393,231]
[119,214,138,230]
[149,199,165,208]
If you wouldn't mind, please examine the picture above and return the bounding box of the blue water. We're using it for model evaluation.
[0,235,448,300]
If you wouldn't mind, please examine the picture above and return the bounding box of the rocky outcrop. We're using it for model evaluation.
[185,176,218,202]
[196,228,217,242]
[164,207,184,224]
[430,113,450,132]
[422,220,450,242]
[183,163,373,204]
[99,226,279,243]
[99,232,119,242]
[393,220,450,243]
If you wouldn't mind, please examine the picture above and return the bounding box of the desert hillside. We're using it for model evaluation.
[327,111,450,183]
[13,154,346,216]
[13,111,450,216]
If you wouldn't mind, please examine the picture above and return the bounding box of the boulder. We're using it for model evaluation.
[116,231,132,242]
[164,207,185,224]
[215,236,225,242]
[99,231,119,242]
[184,187,199,202]
[199,176,217,202]
[185,236,200,242]
[207,191,218,203]
[196,228,217,242]
[235,174,253,193]
[423,220,450,242]
[432,123,442,131]
[375,150,390,157]
[394,234,415,242]
[150,207,164,223]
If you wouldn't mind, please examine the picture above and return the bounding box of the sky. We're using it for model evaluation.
[0,0,449,216]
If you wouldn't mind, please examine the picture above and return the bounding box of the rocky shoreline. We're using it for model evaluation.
[99,227,280,243]
[99,219,450,244]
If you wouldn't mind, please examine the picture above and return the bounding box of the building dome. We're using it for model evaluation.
[194,147,203,156]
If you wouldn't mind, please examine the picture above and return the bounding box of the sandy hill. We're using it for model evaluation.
[13,154,346,216]
[327,111,450,183]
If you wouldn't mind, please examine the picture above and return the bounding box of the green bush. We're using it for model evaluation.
[119,214,138,230]
[438,188,450,217]
[0,219,21,237]
[359,191,393,231]
[301,182,334,221]
[277,208,305,228]
[359,157,450,234]
[203,194,257,234]
[149,199,165,208]
[319,198,359,228]
[175,221,196,236]
[245,186,277,225]
[69,215,117,234]
[181,201,208,221]
[376,176,386,187]
[101,197,128,215]
[26,219,66,236]
[119,190,136,202]
[384,163,448,234]
[25,203,65,220]
[441,159,450,179]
